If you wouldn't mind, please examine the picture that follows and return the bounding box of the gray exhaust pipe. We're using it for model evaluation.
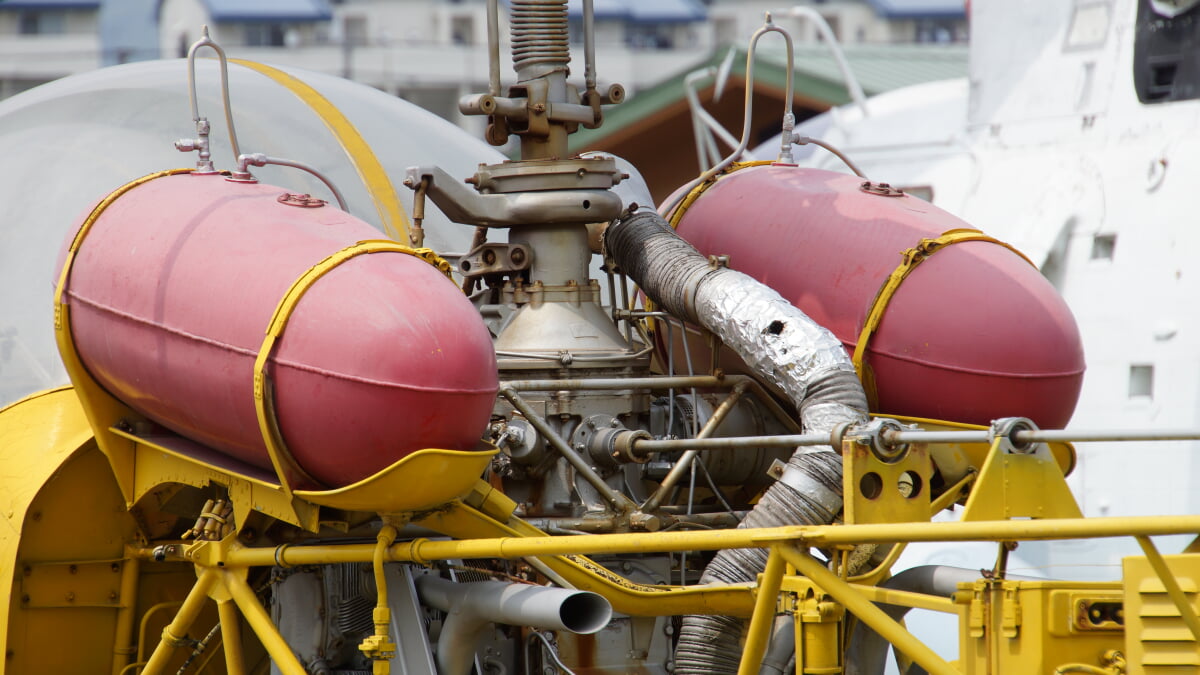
[416,576,612,675]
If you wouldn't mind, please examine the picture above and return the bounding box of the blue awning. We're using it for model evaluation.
[566,0,706,24]
[867,0,966,19]
[201,0,332,23]
[0,0,100,9]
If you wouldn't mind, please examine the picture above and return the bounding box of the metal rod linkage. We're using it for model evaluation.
[884,428,1200,445]
[642,381,751,511]
[499,387,635,512]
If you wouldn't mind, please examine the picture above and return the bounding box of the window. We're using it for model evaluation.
[1065,1,1111,50]
[1091,233,1116,260]
[17,11,66,35]
[343,15,368,46]
[450,16,474,45]
[1134,0,1200,103]
[1129,364,1155,399]
[244,23,287,47]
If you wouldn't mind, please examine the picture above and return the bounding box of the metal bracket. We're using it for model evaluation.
[840,418,932,525]
[961,418,1083,521]
[768,459,843,516]
[405,165,623,228]
[456,243,532,278]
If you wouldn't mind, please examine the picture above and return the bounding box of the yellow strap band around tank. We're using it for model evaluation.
[252,239,453,495]
[666,160,774,229]
[851,229,1037,402]
[54,169,195,318]
[230,59,411,243]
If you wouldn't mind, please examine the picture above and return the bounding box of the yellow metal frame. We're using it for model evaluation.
[116,508,1200,675]
[10,385,1198,675]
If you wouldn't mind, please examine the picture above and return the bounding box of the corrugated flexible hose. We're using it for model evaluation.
[605,209,868,675]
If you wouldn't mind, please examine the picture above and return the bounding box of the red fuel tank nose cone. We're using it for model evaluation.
[672,165,1084,429]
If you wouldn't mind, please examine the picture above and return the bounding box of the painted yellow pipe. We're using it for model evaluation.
[223,571,308,675]
[737,547,787,675]
[215,515,1200,570]
[140,570,218,675]
[218,597,247,675]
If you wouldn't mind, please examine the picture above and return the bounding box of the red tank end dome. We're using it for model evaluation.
[672,165,1085,429]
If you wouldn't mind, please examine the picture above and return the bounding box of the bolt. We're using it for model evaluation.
[111,562,121,573]
[109,591,119,601]
[69,565,77,575]
[65,592,75,603]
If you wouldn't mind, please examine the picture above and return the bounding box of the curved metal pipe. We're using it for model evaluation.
[416,576,612,675]
[780,6,868,117]
[185,26,241,161]
[845,566,1042,675]
[661,13,796,218]
[232,153,349,211]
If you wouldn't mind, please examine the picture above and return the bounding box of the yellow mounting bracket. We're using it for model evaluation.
[841,420,933,525]
[961,417,1083,521]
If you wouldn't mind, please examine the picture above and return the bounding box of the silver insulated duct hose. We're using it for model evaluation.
[604,209,868,675]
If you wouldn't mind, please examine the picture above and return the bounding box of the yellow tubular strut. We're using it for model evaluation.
[852,229,1036,406]
[230,59,411,242]
[253,239,453,495]
[54,169,195,313]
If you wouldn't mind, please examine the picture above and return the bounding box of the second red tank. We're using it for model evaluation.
[671,165,1085,429]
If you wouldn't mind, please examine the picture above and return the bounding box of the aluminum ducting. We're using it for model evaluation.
[416,576,612,675]
[604,209,868,675]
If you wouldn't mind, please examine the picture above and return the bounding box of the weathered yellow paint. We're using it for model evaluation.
[961,437,1083,521]
[1123,551,1200,673]
[0,387,95,669]
[251,238,456,498]
[957,580,1125,675]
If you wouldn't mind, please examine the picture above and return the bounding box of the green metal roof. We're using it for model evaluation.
[568,43,967,153]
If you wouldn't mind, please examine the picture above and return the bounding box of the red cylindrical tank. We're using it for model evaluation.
[61,173,498,487]
[671,165,1084,429]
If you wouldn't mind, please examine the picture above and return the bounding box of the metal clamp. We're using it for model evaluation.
[768,459,843,515]
[852,418,909,463]
[988,417,1039,454]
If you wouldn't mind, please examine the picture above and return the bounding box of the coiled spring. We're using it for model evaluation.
[511,0,570,72]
